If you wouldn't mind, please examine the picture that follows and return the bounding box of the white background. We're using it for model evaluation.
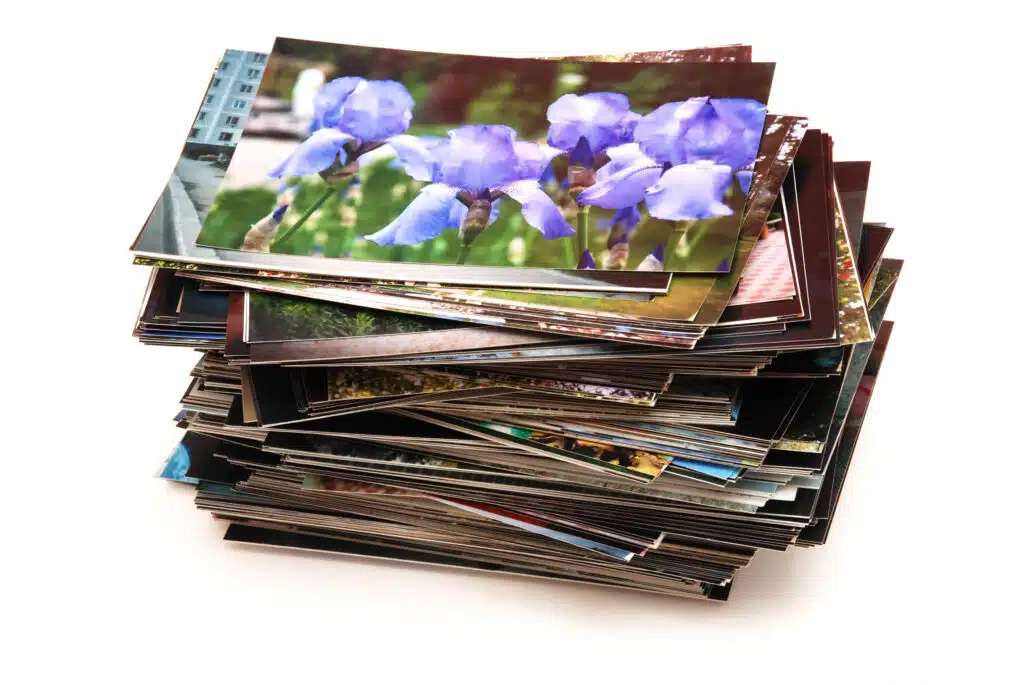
[2,2,1019,682]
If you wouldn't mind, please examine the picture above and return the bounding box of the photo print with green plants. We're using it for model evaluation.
[246,290,462,343]
[196,37,774,272]
[174,115,808,352]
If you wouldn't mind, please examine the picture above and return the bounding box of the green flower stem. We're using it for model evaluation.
[272,182,342,251]
[576,205,590,255]
[335,206,358,259]
[562,235,576,268]
[456,243,472,265]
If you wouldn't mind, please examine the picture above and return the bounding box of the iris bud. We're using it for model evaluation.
[459,196,493,245]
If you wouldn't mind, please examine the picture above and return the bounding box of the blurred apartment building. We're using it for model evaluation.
[187,50,267,148]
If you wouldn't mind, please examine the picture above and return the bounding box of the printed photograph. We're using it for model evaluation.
[248,290,461,343]
[158,442,198,484]
[833,194,873,344]
[478,421,671,478]
[195,38,773,272]
[304,475,422,496]
[368,114,809,324]
[287,435,463,469]
[445,368,658,405]
[326,368,495,401]
[728,212,795,306]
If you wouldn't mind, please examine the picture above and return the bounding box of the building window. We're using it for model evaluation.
[251,54,266,63]
[246,68,261,79]
[239,84,253,94]
[189,128,199,139]
[205,94,214,104]
[219,61,231,71]
[218,132,233,142]
[198,111,207,121]
[225,115,240,126]
[211,78,221,88]
[232,99,247,110]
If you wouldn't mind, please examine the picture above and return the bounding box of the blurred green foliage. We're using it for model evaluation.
[200,187,277,249]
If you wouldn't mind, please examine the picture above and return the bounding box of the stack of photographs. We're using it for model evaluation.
[136,38,902,601]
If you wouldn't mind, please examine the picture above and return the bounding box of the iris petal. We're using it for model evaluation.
[636,97,768,170]
[513,141,561,181]
[568,136,595,167]
[577,161,663,210]
[546,121,585,153]
[598,204,641,231]
[547,92,633,153]
[364,183,458,246]
[710,98,768,169]
[577,249,596,269]
[500,180,575,240]
[268,129,354,179]
[339,80,415,142]
[736,169,753,194]
[712,98,767,123]
[614,205,642,231]
[617,111,641,141]
[387,134,439,182]
[677,104,741,165]
[311,76,365,132]
[596,143,657,182]
[644,163,734,221]
[447,200,467,230]
[435,125,520,193]
[634,98,708,164]
[712,98,768,139]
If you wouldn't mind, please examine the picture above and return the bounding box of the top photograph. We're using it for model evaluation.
[195,37,775,273]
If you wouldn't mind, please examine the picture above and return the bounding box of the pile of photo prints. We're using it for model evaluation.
[131,38,901,602]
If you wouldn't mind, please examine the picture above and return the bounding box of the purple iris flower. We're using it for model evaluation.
[366,125,574,247]
[547,92,639,156]
[547,92,640,194]
[636,97,766,187]
[269,77,415,183]
[577,97,767,221]
[309,77,414,140]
